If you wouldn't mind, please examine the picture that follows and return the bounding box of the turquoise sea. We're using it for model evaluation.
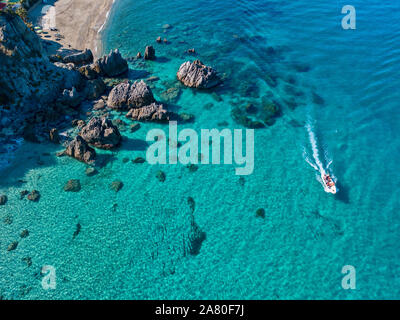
[1,0,400,299]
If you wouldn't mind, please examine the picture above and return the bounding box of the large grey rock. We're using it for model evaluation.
[58,135,96,164]
[80,117,121,149]
[177,60,220,89]
[107,81,155,110]
[125,102,170,122]
[94,49,128,77]
[63,49,93,65]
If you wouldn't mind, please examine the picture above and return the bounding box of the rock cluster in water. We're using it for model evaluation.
[58,135,96,164]
[93,49,128,77]
[79,117,121,149]
[126,102,170,122]
[107,81,155,110]
[0,12,132,146]
[177,60,220,89]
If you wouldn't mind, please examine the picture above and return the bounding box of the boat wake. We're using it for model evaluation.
[303,119,338,194]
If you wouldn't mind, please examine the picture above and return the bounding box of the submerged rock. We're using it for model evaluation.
[187,197,195,213]
[204,102,214,110]
[126,102,170,122]
[144,45,156,60]
[3,215,13,225]
[7,241,18,252]
[130,123,141,133]
[22,257,32,267]
[64,179,81,192]
[0,195,7,205]
[177,60,220,89]
[110,180,123,192]
[27,190,40,202]
[160,87,181,103]
[80,117,121,149]
[186,164,198,172]
[245,103,257,114]
[231,107,265,129]
[72,223,81,239]
[156,170,166,182]
[94,49,128,77]
[58,135,96,164]
[256,208,265,218]
[85,167,98,177]
[187,221,206,256]
[20,229,29,238]
[179,113,195,123]
[132,157,146,164]
[20,190,29,199]
[261,99,281,126]
[107,81,155,110]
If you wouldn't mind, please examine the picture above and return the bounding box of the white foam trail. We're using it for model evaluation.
[98,0,116,34]
[305,121,325,175]
[303,147,319,171]
[303,116,338,193]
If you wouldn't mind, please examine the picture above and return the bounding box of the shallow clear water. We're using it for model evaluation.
[1,0,400,299]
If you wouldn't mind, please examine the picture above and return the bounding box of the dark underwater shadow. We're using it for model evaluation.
[155,56,171,63]
[95,153,118,169]
[163,102,182,114]
[334,180,350,204]
[119,137,149,151]
[0,141,60,189]
[128,69,151,80]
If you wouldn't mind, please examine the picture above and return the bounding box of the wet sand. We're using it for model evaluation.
[29,0,114,57]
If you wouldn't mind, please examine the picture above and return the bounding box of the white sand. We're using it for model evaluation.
[30,0,115,57]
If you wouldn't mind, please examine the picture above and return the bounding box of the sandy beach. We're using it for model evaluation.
[29,0,115,57]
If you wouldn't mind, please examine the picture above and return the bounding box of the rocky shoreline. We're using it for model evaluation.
[0,10,224,167]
